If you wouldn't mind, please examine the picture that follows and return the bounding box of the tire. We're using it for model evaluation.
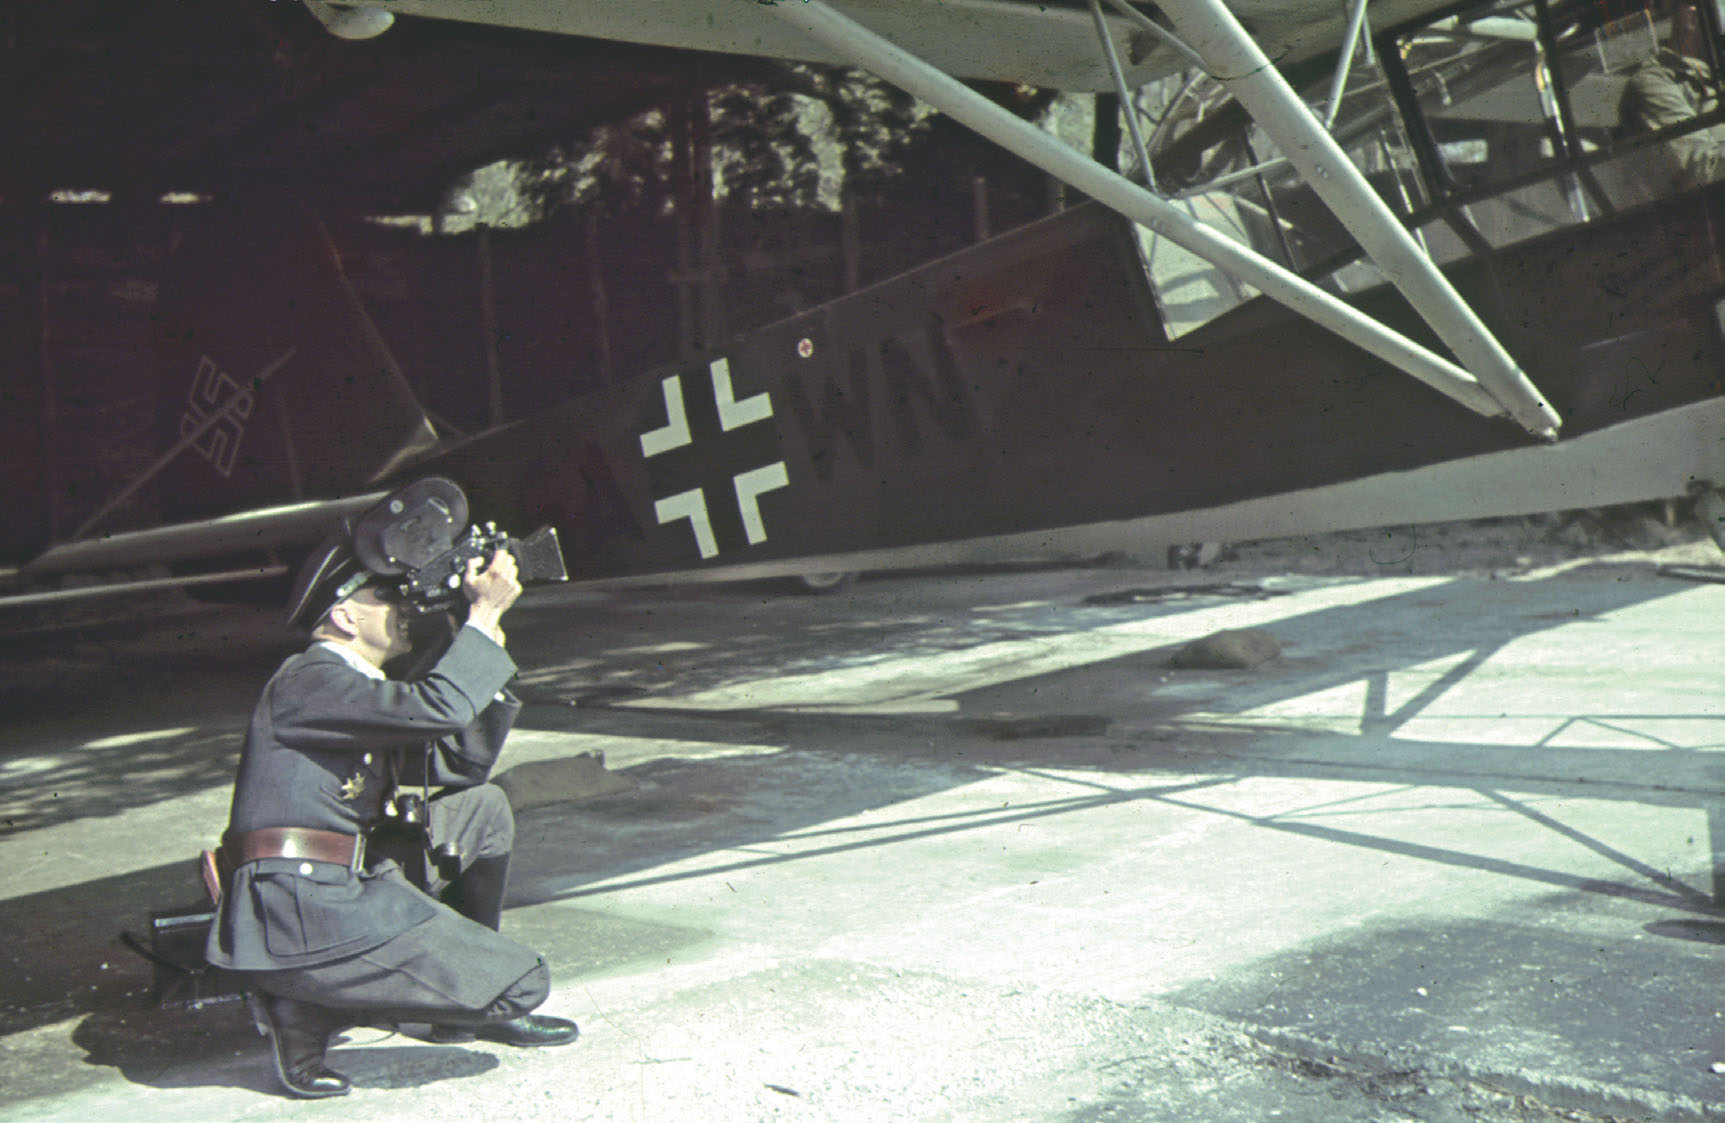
[793,571,857,594]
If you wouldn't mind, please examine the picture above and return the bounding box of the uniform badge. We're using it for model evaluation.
[338,773,367,801]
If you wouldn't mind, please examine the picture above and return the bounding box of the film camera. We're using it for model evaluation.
[351,477,568,616]
[355,477,565,837]
[351,477,567,839]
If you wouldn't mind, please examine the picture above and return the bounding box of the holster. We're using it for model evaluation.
[119,831,355,1014]
[199,848,226,906]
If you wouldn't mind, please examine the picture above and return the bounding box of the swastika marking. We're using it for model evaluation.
[180,355,254,477]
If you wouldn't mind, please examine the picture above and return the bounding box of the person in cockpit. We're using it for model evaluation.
[1620,0,1725,189]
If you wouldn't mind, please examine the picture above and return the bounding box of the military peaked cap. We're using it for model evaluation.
[285,520,376,630]
[284,478,472,629]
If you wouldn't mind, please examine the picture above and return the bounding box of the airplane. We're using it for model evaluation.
[3,0,1723,613]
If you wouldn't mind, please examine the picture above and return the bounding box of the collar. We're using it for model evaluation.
[314,640,387,681]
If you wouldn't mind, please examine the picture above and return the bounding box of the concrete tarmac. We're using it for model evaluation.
[1,552,1721,1121]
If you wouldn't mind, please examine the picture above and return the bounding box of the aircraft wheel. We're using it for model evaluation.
[793,571,857,594]
[1695,486,1725,551]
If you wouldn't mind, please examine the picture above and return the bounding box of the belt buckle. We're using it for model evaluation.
[350,832,366,872]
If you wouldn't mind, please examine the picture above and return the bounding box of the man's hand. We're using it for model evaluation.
[463,548,521,645]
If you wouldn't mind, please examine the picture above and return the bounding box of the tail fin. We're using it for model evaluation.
[152,198,436,521]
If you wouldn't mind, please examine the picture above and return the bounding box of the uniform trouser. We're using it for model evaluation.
[248,783,547,1024]
[249,948,550,1027]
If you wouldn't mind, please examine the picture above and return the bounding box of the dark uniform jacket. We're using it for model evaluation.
[207,625,519,972]
[1622,49,1725,191]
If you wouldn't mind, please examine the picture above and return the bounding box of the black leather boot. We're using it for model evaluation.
[473,1014,580,1047]
[425,1012,580,1046]
[440,854,510,931]
[248,992,351,1099]
[429,855,516,1043]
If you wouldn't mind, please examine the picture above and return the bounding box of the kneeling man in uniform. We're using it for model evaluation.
[206,516,578,1098]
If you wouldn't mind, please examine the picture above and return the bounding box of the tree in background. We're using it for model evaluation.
[501,62,936,219]
[419,62,1061,392]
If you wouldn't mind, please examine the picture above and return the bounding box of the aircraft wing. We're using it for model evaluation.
[374,0,1457,92]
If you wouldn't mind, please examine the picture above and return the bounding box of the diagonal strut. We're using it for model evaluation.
[1156,0,1560,438]
[766,0,1561,438]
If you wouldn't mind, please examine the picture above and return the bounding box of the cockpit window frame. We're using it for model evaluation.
[1134,0,1724,341]
[1311,0,1724,278]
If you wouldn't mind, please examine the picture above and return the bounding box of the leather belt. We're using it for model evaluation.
[226,827,365,871]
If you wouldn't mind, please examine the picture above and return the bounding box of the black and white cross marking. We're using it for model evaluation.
[638,356,789,560]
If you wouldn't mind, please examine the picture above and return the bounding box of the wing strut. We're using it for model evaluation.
[1155,0,1559,438]
[767,0,1559,438]
[1323,0,1374,128]
[1087,0,1159,190]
